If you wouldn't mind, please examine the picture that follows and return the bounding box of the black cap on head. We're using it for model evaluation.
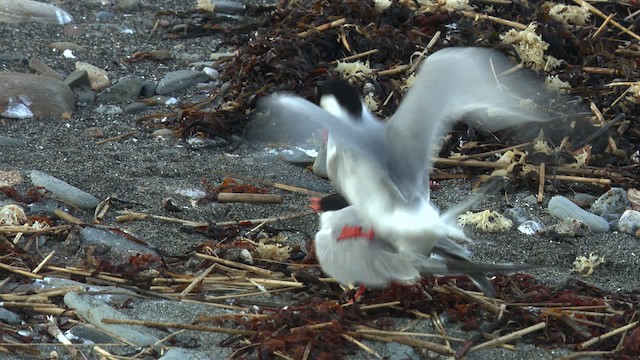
[318,193,350,211]
[318,79,363,120]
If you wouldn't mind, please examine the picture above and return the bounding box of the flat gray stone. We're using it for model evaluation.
[64,292,160,347]
[548,195,609,233]
[29,170,100,209]
[0,72,75,118]
[156,70,209,95]
[100,76,144,103]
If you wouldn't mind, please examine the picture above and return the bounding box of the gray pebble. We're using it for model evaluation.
[590,188,630,215]
[113,0,144,13]
[151,129,176,137]
[0,135,26,147]
[95,11,117,22]
[312,144,328,178]
[64,70,89,88]
[0,73,75,118]
[156,70,210,95]
[94,104,123,115]
[503,207,528,225]
[386,341,418,360]
[141,81,156,97]
[548,195,609,232]
[517,220,542,235]
[279,148,315,166]
[100,76,143,103]
[124,102,148,114]
[28,199,68,215]
[618,210,640,235]
[212,1,247,14]
[0,54,28,63]
[175,53,203,63]
[0,308,22,324]
[574,193,597,206]
[64,292,159,347]
[75,87,96,107]
[29,170,100,209]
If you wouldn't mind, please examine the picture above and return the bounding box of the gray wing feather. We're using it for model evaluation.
[385,47,548,199]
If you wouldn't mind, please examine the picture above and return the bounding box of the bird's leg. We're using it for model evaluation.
[353,284,366,301]
[309,197,322,212]
[341,284,367,305]
[337,225,374,241]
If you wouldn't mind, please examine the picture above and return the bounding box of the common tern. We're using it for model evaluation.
[252,47,551,259]
[314,202,534,297]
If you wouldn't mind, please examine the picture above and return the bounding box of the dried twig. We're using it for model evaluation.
[101,318,256,336]
[95,130,137,145]
[217,192,283,203]
[469,322,547,352]
[298,18,346,38]
[579,320,639,349]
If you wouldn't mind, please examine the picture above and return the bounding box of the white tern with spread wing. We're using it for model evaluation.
[252,47,550,263]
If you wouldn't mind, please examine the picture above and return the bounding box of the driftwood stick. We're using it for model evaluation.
[101,318,256,336]
[572,0,640,41]
[538,162,545,203]
[579,320,639,349]
[469,322,546,352]
[460,11,527,30]
[298,18,346,37]
[330,49,379,64]
[217,193,283,204]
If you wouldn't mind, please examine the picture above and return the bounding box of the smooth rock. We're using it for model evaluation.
[386,341,419,360]
[64,292,159,347]
[64,70,89,88]
[0,73,75,118]
[503,207,528,225]
[141,81,156,97]
[49,42,85,52]
[548,195,609,232]
[0,136,26,147]
[151,128,176,137]
[75,61,110,91]
[81,127,104,138]
[63,226,161,270]
[99,76,143,103]
[113,0,144,13]
[95,11,117,22]
[279,148,315,166]
[517,220,542,235]
[574,193,597,206]
[619,210,640,235]
[27,199,67,215]
[312,144,328,178]
[590,188,630,215]
[29,170,100,209]
[66,324,121,345]
[156,70,209,95]
[75,87,96,106]
[123,102,147,113]
[0,308,22,325]
[28,57,64,80]
[0,53,28,63]
[94,104,123,115]
[0,0,72,24]
[159,348,210,360]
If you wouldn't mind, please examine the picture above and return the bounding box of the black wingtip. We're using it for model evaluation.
[318,79,363,120]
